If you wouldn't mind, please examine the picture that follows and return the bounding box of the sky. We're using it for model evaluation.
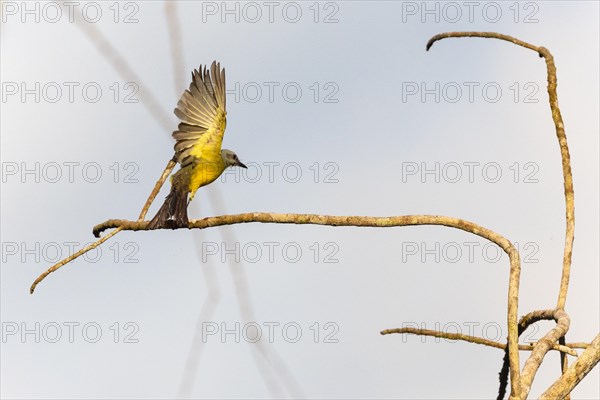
[1,1,599,399]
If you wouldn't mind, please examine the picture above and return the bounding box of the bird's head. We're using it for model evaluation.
[221,149,247,169]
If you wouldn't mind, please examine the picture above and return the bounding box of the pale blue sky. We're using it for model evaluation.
[1,1,598,398]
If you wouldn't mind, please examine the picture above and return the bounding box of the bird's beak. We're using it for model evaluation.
[236,161,247,169]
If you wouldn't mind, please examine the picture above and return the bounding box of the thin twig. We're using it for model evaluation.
[380,327,577,356]
[29,227,123,294]
[138,158,177,221]
[30,3,181,294]
[565,342,590,349]
[30,158,176,294]
[427,32,539,53]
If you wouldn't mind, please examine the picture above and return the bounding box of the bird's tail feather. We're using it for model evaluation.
[147,185,189,230]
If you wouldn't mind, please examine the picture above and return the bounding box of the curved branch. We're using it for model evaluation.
[29,227,123,294]
[39,213,524,386]
[427,31,576,399]
[380,327,577,356]
[427,30,574,317]
[520,309,570,398]
[95,213,499,237]
[497,309,568,399]
[95,212,521,394]
[427,31,540,53]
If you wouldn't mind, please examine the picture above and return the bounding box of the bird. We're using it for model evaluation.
[147,61,247,230]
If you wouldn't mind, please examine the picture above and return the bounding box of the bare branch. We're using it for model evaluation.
[520,309,570,398]
[498,309,568,399]
[426,31,576,399]
[565,342,591,350]
[30,158,176,294]
[164,2,186,93]
[381,327,577,356]
[138,158,177,221]
[426,31,540,53]
[92,212,523,397]
[29,227,123,294]
[540,334,600,399]
[67,1,173,132]
[43,213,525,381]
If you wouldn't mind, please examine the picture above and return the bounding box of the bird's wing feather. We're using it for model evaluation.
[172,61,227,167]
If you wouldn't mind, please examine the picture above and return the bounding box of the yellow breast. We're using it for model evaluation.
[188,156,225,200]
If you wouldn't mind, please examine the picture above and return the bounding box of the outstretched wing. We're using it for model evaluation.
[172,61,227,167]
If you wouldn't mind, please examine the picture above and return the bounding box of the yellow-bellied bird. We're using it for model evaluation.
[147,62,247,229]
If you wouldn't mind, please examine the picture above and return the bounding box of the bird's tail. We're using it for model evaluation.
[147,185,189,230]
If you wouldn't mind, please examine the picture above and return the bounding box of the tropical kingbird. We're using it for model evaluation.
[147,61,247,229]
